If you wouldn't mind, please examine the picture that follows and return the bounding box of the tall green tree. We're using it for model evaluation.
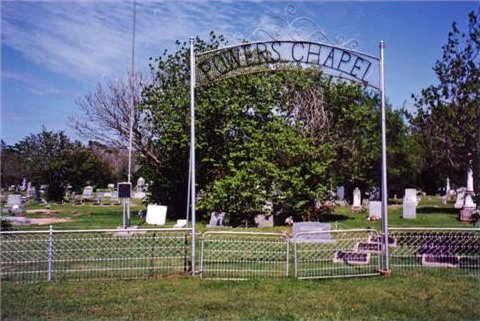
[13,129,114,201]
[141,34,335,223]
[140,32,416,222]
[410,8,479,194]
[1,140,28,188]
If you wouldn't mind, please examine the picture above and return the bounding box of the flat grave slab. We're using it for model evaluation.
[354,242,382,253]
[333,251,370,265]
[421,254,459,268]
[292,222,336,244]
[368,235,397,247]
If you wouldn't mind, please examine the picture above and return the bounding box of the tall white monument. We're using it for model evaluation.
[467,168,474,193]
[459,167,476,221]
[352,188,362,212]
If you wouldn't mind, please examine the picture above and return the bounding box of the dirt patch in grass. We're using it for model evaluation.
[25,217,75,225]
[26,209,59,215]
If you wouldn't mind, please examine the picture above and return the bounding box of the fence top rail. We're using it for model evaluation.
[202,231,287,238]
[389,227,480,232]
[0,227,192,235]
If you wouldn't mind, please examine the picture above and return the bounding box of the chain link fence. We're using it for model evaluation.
[389,228,480,277]
[2,227,478,283]
[1,228,191,282]
[293,229,382,279]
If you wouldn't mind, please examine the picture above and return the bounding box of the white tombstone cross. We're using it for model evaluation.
[352,188,361,209]
[403,188,417,219]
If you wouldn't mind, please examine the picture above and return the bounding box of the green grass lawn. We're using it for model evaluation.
[2,271,479,321]
[2,195,476,231]
[2,196,478,320]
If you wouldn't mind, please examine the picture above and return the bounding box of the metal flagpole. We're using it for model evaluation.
[126,0,137,228]
[189,37,196,274]
[379,40,390,272]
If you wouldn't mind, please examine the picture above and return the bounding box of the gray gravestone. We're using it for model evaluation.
[208,212,228,227]
[369,201,381,219]
[82,186,94,200]
[254,214,274,228]
[292,222,335,244]
[454,188,466,209]
[7,194,22,207]
[336,186,345,201]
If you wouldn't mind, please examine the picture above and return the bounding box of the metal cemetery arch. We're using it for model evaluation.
[188,38,389,274]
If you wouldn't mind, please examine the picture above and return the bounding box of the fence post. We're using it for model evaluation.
[47,225,54,282]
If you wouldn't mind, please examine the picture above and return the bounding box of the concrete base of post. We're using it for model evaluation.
[379,269,392,277]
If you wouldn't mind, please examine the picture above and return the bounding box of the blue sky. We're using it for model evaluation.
[1,0,478,145]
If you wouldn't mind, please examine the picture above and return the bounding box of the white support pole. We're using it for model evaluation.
[379,40,390,272]
[126,0,137,228]
[189,37,196,274]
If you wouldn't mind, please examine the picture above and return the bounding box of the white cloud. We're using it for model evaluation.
[2,1,270,80]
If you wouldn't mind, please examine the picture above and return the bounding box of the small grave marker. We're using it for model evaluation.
[292,222,335,244]
[333,251,370,265]
[254,214,274,228]
[368,201,381,220]
[146,204,167,225]
[208,212,228,227]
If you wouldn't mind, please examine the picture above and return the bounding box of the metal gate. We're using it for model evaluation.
[293,229,382,279]
[200,231,289,279]
[389,227,480,277]
[1,227,191,282]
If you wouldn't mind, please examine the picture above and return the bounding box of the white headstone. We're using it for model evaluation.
[174,219,187,228]
[454,189,466,209]
[368,201,381,219]
[403,189,417,219]
[7,194,22,207]
[446,178,451,195]
[208,212,227,227]
[137,177,146,187]
[404,189,418,204]
[254,214,274,228]
[467,168,474,192]
[146,204,167,225]
[82,186,94,200]
[107,183,115,190]
[352,188,361,208]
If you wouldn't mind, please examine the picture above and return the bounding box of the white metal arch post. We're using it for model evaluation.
[379,41,389,272]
